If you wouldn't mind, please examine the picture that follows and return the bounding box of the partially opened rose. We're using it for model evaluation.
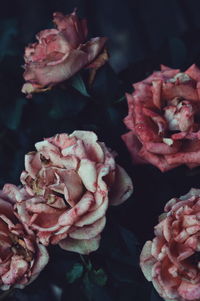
[140,188,200,301]
[16,131,133,254]
[22,10,107,96]
[122,64,200,171]
[0,187,49,290]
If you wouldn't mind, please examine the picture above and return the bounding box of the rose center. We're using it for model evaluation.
[164,98,195,132]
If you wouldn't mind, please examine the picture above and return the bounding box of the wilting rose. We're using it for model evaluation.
[22,10,107,96]
[140,188,200,301]
[17,131,133,254]
[0,187,49,290]
[122,64,200,172]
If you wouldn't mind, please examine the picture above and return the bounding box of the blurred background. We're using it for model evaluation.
[1,1,200,300]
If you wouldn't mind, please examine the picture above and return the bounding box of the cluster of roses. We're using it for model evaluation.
[2,8,200,301]
[123,63,200,300]
[122,63,200,300]
[0,11,133,291]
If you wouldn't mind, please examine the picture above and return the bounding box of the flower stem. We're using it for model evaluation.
[80,254,88,268]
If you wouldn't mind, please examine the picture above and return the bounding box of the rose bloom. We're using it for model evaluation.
[15,131,133,255]
[122,64,200,172]
[140,188,200,301]
[0,187,49,290]
[22,10,107,96]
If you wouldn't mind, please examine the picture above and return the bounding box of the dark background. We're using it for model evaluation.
[1,1,200,300]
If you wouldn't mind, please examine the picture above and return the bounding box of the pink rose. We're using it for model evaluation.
[140,188,200,301]
[122,64,200,172]
[0,187,49,290]
[17,131,133,254]
[22,10,107,96]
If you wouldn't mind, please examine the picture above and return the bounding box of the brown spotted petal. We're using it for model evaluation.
[18,131,133,254]
[140,188,200,301]
[122,65,200,172]
[0,187,48,290]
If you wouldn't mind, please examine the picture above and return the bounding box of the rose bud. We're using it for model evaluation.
[21,10,107,96]
[122,64,200,172]
[0,188,49,291]
[140,188,200,301]
[16,131,133,254]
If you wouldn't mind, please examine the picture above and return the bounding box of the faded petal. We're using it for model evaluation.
[109,164,133,206]
[59,235,101,255]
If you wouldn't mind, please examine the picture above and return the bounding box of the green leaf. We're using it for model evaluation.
[82,272,93,301]
[83,272,111,301]
[66,263,84,284]
[48,88,89,120]
[0,98,26,130]
[71,74,90,97]
[91,268,107,286]
[49,101,64,120]
[90,64,120,105]
[85,259,92,271]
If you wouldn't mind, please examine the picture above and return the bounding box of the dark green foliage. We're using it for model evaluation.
[66,263,84,284]
[70,74,90,97]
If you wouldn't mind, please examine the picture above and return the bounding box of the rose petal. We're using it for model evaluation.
[78,159,97,193]
[71,131,104,162]
[69,216,106,239]
[185,64,200,82]
[109,164,133,206]
[178,281,200,300]
[121,132,147,164]
[140,241,155,281]
[59,234,101,255]
[2,256,28,285]
[75,196,108,227]
[58,192,94,226]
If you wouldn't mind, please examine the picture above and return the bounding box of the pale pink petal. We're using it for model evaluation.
[78,159,97,192]
[75,196,108,227]
[35,140,59,155]
[152,80,162,109]
[24,152,42,179]
[58,192,94,226]
[2,256,28,285]
[3,184,28,203]
[178,281,200,300]
[52,169,83,205]
[109,165,133,206]
[185,64,200,81]
[31,243,49,278]
[69,216,106,239]
[145,141,181,155]
[140,241,155,281]
[59,234,101,254]
[71,131,104,162]
[62,139,87,159]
